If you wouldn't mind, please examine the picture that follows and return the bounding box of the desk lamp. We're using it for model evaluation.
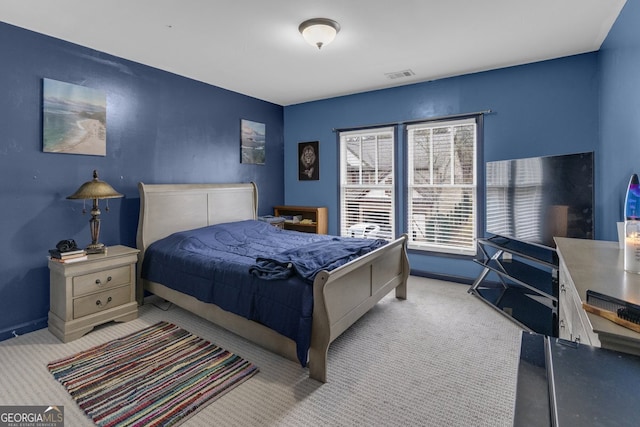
[67,170,123,254]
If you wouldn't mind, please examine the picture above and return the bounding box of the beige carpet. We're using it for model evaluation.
[0,276,523,426]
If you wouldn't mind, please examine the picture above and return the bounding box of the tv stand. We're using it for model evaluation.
[469,237,558,336]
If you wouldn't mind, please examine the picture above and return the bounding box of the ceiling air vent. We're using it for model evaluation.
[384,69,415,80]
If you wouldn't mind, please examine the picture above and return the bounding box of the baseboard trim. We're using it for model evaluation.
[1,272,488,342]
[410,269,477,285]
[0,317,48,342]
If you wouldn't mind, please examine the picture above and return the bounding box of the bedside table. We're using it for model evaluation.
[48,245,139,342]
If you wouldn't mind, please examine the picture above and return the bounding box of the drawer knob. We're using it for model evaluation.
[96,296,113,306]
[95,276,113,286]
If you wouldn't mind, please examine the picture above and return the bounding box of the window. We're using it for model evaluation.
[339,127,395,240]
[406,117,478,255]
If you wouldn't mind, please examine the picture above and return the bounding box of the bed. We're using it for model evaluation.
[136,182,409,382]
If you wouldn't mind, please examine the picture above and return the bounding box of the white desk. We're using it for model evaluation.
[555,237,640,355]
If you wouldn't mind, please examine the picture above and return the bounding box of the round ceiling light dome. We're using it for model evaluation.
[298,18,340,50]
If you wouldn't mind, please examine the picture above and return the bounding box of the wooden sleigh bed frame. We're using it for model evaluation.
[136,182,409,382]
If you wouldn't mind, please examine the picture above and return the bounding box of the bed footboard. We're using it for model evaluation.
[308,234,409,382]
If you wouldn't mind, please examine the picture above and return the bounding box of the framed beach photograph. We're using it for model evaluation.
[42,78,107,156]
[298,141,319,180]
[240,119,266,164]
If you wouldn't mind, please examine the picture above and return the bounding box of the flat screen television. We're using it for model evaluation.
[485,151,594,249]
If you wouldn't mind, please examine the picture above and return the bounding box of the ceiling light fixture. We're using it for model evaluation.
[298,18,340,50]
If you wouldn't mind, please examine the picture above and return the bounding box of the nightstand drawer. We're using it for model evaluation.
[73,265,130,297]
[73,285,131,318]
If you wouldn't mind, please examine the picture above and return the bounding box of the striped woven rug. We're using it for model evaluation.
[47,321,258,427]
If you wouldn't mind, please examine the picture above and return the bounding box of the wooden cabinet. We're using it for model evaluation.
[555,237,640,355]
[557,261,597,345]
[274,205,328,234]
[48,245,139,342]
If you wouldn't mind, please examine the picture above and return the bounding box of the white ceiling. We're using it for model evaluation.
[0,0,627,106]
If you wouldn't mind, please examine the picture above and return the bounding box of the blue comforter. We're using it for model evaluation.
[141,220,387,366]
[250,238,386,282]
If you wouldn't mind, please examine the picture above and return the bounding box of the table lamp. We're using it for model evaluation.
[67,170,123,254]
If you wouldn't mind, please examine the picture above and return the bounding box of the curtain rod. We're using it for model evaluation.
[332,109,493,133]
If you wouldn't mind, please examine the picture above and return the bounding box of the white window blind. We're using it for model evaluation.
[485,160,511,237]
[407,118,477,255]
[486,156,544,242]
[339,127,395,240]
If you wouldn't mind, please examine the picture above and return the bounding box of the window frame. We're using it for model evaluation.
[338,126,396,241]
[405,116,482,256]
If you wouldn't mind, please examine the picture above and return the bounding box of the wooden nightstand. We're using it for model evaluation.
[48,245,139,342]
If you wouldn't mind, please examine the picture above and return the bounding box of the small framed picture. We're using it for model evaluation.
[298,141,319,180]
[240,119,266,164]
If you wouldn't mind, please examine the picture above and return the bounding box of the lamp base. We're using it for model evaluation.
[86,243,106,254]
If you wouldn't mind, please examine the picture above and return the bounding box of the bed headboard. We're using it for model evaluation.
[136,182,258,256]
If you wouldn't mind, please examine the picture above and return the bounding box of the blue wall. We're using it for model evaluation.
[284,54,599,281]
[0,23,284,339]
[598,0,640,241]
[2,0,639,339]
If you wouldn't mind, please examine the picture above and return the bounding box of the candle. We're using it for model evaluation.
[625,220,640,274]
